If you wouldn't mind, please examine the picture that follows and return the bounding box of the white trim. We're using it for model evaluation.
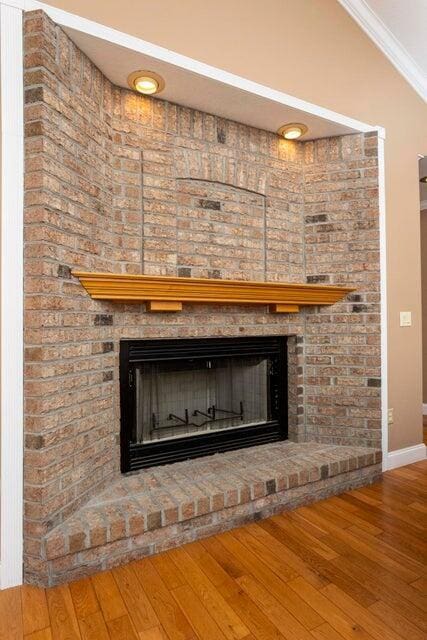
[0,2,24,589]
[338,0,427,103]
[377,131,388,471]
[420,200,427,211]
[423,404,427,415]
[385,443,426,470]
[0,0,387,588]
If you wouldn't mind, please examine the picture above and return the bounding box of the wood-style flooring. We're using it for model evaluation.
[0,460,426,640]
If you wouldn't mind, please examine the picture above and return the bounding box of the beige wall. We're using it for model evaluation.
[43,0,427,451]
[422,211,427,404]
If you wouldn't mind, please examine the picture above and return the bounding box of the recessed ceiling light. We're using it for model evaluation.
[277,123,308,140]
[127,70,165,95]
[420,176,427,183]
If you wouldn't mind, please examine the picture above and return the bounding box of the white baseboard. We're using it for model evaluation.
[385,443,426,470]
[423,403,427,415]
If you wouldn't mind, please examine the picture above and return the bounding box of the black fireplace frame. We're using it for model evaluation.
[120,336,288,472]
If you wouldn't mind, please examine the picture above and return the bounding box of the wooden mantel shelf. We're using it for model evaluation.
[72,271,355,313]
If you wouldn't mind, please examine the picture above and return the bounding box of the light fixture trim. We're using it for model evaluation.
[127,70,165,95]
[277,123,308,140]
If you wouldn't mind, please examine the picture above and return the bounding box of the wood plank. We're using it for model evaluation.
[318,500,383,535]
[78,611,110,640]
[260,518,376,608]
[384,473,427,496]
[296,505,420,583]
[24,629,52,640]
[201,536,247,579]
[411,577,427,594]
[132,558,196,640]
[339,495,427,556]
[323,496,359,513]
[369,600,426,640]
[245,522,328,589]
[383,474,427,498]
[328,550,427,633]
[231,526,299,578]
[168,547,250,640]
[224,587,287,640]
[171,584,228,640]
[236,574,315,640]
[139,628,169,640]
[287,577,375,640]
[311,623,346,640]
[0,586,23,640]
[219,531,324,630]
[91,571,127,623]
[112,564,159,633]
[185,542,246,600]
[321,583,404,640]
[408,501,427,514]
[391,466,426,482]
[287,510,331,539]
[331,544,427,615]
[45,584,80,640]
[273,514,339,560]
[150,553,187,590]
[359,484,427,517]
[69,578,99,619]
[105,615,138,640]
[184,541,242,599]
[346,525,425,581]
[300,504,354,530]
[21,585,49,636]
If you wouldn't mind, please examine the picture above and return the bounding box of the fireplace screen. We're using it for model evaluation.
[120,337,287,471]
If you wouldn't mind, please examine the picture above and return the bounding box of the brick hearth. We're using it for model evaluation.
[43,442,381,585]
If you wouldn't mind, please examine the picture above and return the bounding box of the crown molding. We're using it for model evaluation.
[338,0,427,103]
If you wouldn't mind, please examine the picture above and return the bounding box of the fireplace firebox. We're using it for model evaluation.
[120,337,288,471]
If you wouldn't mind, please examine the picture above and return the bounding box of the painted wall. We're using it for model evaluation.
[422,210,427,404]
[42,0,427,451]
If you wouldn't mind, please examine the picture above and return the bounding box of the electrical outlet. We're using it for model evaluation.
[388,408,394,425]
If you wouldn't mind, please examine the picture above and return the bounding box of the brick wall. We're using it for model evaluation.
[302,135,381,444]
[23,10,381,582]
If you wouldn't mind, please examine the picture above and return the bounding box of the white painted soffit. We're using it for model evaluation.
[338,0,427,102]
[62,26,362,141]
[9,0,378,140]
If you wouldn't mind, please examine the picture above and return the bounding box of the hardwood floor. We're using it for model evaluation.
[0,461,426,640]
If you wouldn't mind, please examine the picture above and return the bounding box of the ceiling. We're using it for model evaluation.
[364,0,427,76]
[64,27,368,141]
[339,0,427,101]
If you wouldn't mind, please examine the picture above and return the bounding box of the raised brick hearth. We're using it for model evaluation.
[43,442,381,585]
[23,9,382,585]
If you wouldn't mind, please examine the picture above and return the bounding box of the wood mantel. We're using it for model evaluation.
[72,271,355,313]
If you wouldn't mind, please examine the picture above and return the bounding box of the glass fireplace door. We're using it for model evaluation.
[134,356,270,444]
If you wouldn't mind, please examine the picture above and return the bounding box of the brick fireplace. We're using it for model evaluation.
[23,10,382,585]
